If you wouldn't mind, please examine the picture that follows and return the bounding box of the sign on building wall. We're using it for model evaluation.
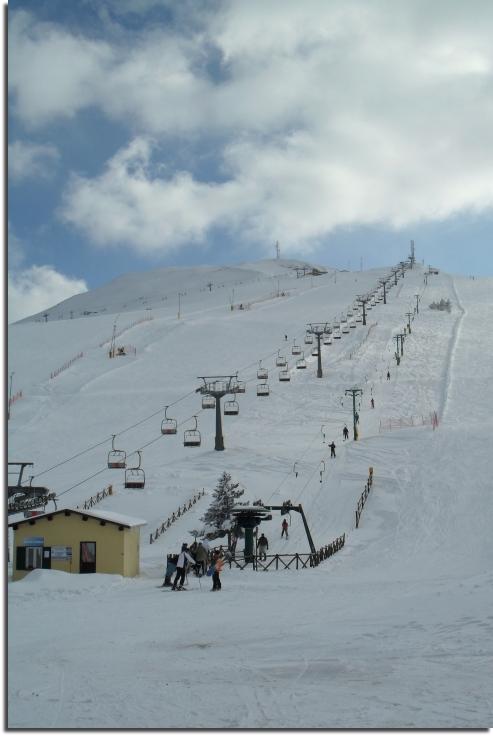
[51,546,73,560]
[23,537,44,546]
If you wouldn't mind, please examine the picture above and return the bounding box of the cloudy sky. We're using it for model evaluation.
[7,0,493,322]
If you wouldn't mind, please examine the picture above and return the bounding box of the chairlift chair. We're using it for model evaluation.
[323,334,332,345]
[124,451,145,489]
[342,323,350,334]
[304,333,313,344]
[279,369,291,382]
[311,347,319,356]
[107,435,126,469]
[349,319,356,328]
[356,315,363,323]
[184,416,201,447]
[161,406,178,435]
[202,396,216,409]
[333,328,342,339]
[296,353,307,369]
[224,399,239,416]
[257,361,268,380]
[291,342,301,355]
[340,314,347,323]
[233,380,246,393]
[276,350,287,367]
[257,382,270,396]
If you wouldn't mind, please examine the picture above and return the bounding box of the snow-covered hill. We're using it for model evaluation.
[7,259,493,728]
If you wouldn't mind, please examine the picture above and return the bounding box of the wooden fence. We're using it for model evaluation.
[149,490,206,544]
[77,485,113,510]
[379,410,439,432]
[50,352,84,380]
[229,533,346,571]
[355,468,374,528]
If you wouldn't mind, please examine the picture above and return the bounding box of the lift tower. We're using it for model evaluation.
[196,375,243,451]
[306,322,329,377]
[345,387,363,441]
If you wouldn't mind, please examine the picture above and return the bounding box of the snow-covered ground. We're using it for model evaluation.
[7,259,493,728]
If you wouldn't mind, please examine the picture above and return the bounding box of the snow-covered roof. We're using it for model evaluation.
[9,507,147,529]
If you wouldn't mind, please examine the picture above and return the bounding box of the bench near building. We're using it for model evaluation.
[9,507,147,581]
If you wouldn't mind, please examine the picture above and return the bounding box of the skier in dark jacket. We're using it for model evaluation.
[329,441,336,458]
[342,425,349,440]
[281,518,289,538]
[257,533,269,560]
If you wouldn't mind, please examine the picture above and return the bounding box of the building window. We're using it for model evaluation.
[24,546,43,570]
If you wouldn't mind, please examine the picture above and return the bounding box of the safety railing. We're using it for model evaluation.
[149,490,206,544]
[77,485,113,510]
[50,352,84,380]
[355,468,374,528]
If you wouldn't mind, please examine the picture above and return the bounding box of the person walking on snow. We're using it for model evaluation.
[257,533,269,561]
[171,543,195,590]
[211,550,224,591]
[370,397,375,409]
[329,441,336,458]
[386,370,391,380]
[343,425,349,440]
[281,518,289,539]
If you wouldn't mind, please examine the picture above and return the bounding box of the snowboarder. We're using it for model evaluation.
[171,543,195,590]
[257,533,269,561]
[342,425,349,441]
[370,397,374,409]
[281,518,289,539]
[386,370,391,381]
[211,550,224,591]
[329,441,336,458]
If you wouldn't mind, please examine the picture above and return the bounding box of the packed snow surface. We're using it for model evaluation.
[7,259,493,728]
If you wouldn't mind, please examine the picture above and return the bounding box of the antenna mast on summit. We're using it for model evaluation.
[275,240,280,259]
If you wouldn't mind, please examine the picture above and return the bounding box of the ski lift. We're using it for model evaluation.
[340,313,347,323]
[232,380,246,394]
[184,416,201,448]
[257,361,268,380]
[291,342,301,355]
[296,353,307,369]
[333,328,342,339]
[224,399,239,416]
[356,314,363,323]
[342,323,350,334]
[349,319,356,329]
[311,346,319,356]
[124,451,145,489]
[276,350,287,367]
[161,406,178,435]
[304,333,313,344]
[107,435,126,469]
[323,334,332,345]
[202,396,215,409]
[257,382,270,396]
[279,368,290,381]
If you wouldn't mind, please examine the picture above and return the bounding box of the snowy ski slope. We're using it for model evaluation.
[7,259,493,728]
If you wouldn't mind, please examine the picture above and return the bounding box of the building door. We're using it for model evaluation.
[42,547,51,569]
[79,541,96,573]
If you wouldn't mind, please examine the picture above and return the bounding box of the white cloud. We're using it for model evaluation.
[7,225,88,324]
[9,140,59,182]
[11,2,493,253]
[8,266,88,324]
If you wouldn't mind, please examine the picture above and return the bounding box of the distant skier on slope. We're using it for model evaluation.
[329,441,336,458]
[387,370,391,381]
[281,518,289,539]
[371,397,375,409]
[343,426,349,441]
